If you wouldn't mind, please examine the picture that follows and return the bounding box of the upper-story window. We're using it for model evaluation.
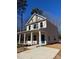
[33,24,36,29]
[29,25,31,30]
[33,23,38,29]
[40,22,43,27]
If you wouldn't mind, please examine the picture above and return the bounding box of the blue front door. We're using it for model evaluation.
[41,34,45,43]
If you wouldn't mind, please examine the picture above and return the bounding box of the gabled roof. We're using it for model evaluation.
[25,13,57,28]
[25,13,47,25]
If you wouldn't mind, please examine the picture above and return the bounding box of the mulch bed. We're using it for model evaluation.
[17,44,30,53]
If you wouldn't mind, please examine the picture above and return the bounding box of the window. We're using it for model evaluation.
[40,22,43,27]
[28,36,30,41]
[48,36,50,41]
[33,24,36,29]
[33,23,38,29]
[29,25,31,30]
[54,37,56,40]
[33,35,36,41]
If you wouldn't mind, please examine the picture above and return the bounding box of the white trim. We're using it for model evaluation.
[26,13,36,25]
[23,33,26,44]
[18,34,21,44]
[31,32,33,45]
[25,13,47,25]
[39,31,41,46]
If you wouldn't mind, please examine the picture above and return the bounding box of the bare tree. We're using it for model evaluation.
[31,8,43,15]
[17,0,27,31]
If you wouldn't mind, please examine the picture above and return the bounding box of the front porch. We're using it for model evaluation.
[17,30,47,46]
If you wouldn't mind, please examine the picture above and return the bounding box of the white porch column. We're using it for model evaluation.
[39,31,41,46]
[19,34,21,44]
[23,33,26,44]
[31,32,33,45]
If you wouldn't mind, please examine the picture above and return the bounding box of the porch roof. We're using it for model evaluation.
[17,31,28,34]
[17,30,40,34]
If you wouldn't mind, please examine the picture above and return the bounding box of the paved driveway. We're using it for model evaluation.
[17,47,60,59]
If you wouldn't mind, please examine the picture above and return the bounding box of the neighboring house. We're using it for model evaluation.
[17,13,59,46]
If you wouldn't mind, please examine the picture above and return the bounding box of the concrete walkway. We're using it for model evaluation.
[17,47,60,59]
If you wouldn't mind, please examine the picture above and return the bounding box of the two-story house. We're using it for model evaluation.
[17,13,59,46]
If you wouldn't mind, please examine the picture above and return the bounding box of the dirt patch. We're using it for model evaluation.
[54,50,61,59]
[46,43,61,49]
[46,43,61,59]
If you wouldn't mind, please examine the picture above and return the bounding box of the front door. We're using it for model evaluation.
[41,34,45,43]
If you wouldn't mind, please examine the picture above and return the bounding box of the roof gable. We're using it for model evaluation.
[26,13,46,25]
